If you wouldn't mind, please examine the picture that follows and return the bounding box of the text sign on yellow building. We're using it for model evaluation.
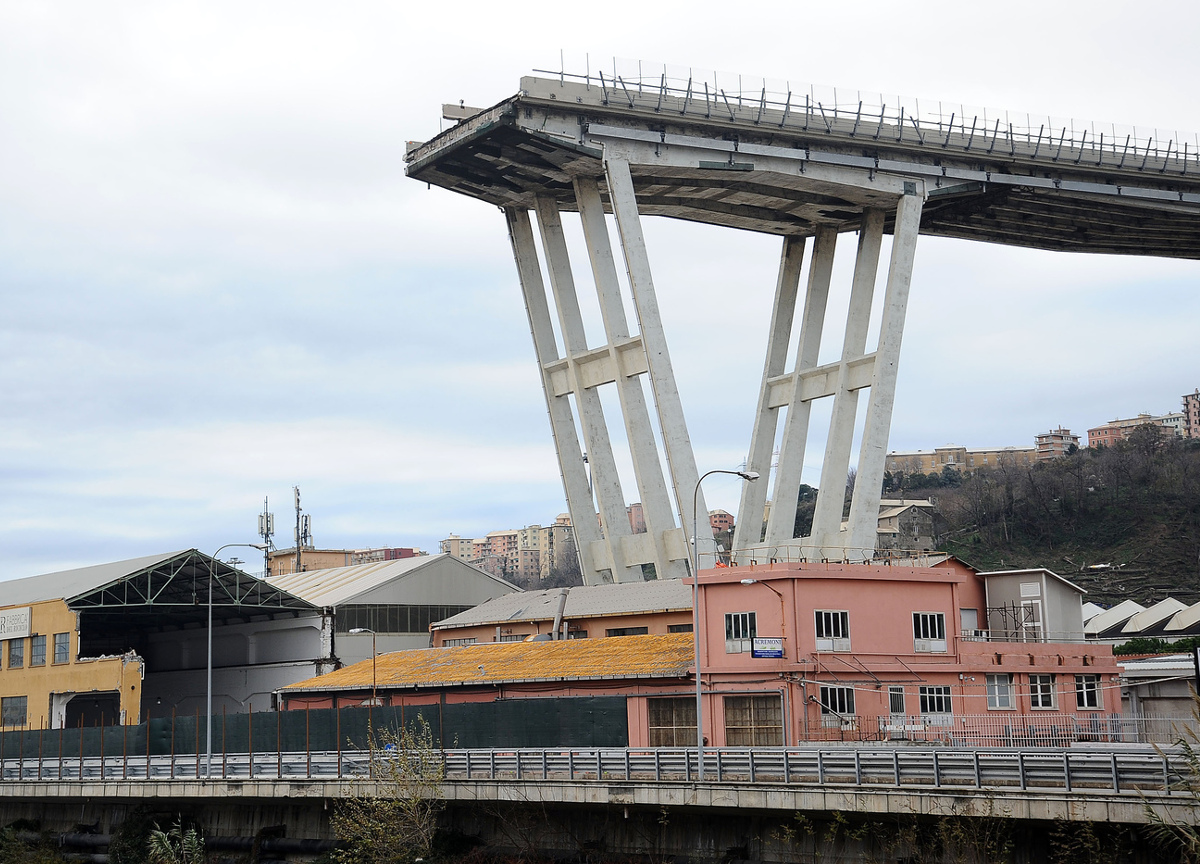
[0,607,32,639]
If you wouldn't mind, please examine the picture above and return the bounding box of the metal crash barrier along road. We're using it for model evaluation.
[1,746,1194,798]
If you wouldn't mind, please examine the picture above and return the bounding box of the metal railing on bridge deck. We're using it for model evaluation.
[0,746,1194,799]
[533,57,1200,177]
[722,544,950,568]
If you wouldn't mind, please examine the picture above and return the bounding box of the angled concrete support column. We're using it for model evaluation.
[604,155,715,568]
[575,177,689,580]
[763,226,838,550]
[504,207,606,582]
[534,196,642,583]
[809,209,886,554]
[846,190,925,554]
[732,235,806,557]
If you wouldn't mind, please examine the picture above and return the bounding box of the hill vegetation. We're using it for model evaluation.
[883,428,1200,606]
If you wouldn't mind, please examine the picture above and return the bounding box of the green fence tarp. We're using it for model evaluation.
[0,697,629,759]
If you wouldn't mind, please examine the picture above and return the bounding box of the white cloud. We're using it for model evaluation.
[2,0,1198,580]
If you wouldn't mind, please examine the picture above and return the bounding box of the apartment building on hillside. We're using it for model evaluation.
[886,444,1036,475]
[1034,427,1080,460]
[1087,413,1181,448]
[440,514,577,582]
[1184,389,1200,439]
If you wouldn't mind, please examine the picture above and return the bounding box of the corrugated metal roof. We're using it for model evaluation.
[1084,599,1145,636]
[1121,597,1189,634]
[1081,602,1106,624]
[266,553,512,607]
[0,551,189,606]
[431,578,693,630]
[285,632,694,692]
[1119,654,1195,675]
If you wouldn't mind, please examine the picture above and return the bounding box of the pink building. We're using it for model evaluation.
[689,561,1117,744]
[626,502,647,534]
[284,561,1120,746]
[1184,389,1200,439]
[708,509,735,534]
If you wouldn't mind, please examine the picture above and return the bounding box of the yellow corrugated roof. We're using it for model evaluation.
[285,633,694,693]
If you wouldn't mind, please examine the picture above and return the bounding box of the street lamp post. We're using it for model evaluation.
[208,542,267,780]
[692,469,759,781]
[348,628,378,705]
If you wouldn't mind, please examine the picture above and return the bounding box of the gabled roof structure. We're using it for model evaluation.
[5,550,313,617]
[1121,598,1190,635]
[283,632,694,694]
[1,550,317,656]
[431,578,693,632]
[265,553,515,608]
[1163,601,1200,636]
[1085,600,1146,637]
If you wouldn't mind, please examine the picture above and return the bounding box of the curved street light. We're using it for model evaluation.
[207,542,267,779]
[692,469,759,780]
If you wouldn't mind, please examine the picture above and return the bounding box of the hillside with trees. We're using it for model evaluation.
[882,428,1200,606]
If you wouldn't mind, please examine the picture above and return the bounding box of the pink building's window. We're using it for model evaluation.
[918,686,952,723]
[986,673,1014,709]
[724,611,757,653]
[1030,674,1057,709]
[818,685,856,728]
[912,612,947,652]
[815,610,850,651]
[724,694,782,745]
[1074,674,1100,709]
[648,697,696,746]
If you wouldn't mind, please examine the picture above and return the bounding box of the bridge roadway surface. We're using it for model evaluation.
[3,746,1197,825]
[406,75,1200,258]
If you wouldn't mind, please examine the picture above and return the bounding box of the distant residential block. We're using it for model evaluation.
[269,546,424,577]
[709,509,735,534]
[885,444,1036,475]
[1034,427,1080,461]
[1185,389,1200,439]
[440,513,577,582]
[1087,413,1180,448]
[626,502,646,534]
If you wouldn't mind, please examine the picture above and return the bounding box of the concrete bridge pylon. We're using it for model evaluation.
[737,192,923,565]
[502,154,922,580]
[505,163,710,584]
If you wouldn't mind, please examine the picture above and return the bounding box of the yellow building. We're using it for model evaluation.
[1,550,320,731]
[1,600,142,729]
[885,444,1036,475]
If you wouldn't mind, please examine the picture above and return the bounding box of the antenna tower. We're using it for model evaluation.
[257,497,275,576]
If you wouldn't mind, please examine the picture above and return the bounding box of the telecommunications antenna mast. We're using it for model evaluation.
[257,497,275,576]
[293,486,314,572]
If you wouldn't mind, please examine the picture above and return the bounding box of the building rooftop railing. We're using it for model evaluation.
[526,56,1199,178]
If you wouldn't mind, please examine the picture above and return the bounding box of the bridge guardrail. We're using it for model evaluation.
[2,746,1193,798]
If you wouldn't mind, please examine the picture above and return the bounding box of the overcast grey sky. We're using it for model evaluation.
[2,1,1198,581]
